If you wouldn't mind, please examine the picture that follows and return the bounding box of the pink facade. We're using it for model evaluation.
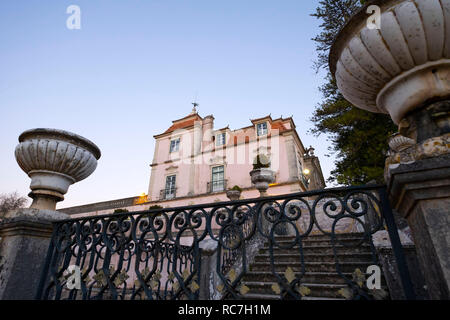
[56,111,330,295]
[61,111,325,217]
[147,111,325,206]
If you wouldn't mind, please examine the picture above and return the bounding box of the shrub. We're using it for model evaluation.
[230,185,242,192]
[149,205,163,210]
[114,208,129,213]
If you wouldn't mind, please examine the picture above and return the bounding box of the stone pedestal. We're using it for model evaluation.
[386,154,450,299]
[372,229,429,300]
[0,208,69,300]
[329,0,450,300]
[199,239,220,300]
[377,245,429,300]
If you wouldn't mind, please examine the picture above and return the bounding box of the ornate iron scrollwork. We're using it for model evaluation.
[36,185,413,300]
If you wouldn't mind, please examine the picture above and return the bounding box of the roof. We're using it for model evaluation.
[271,121,287,133]
[154,113,297,141]
[250,115,273,124]
[154,112,203,138]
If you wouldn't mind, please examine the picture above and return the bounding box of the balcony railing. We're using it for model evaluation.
[206,179,227,193]
[159,188,177,200]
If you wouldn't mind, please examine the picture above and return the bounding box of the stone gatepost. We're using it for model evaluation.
[0,209,69,299]
[330,0,450,299]
[0,128,101,299]
[199,239,220,300]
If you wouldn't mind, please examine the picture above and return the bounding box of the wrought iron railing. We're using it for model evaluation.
[219,207,257,275]
[36,185,416,300]
[206,180,227,193]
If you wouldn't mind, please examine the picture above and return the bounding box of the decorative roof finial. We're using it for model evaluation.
[305,146,315,156]
[191,102,199,114]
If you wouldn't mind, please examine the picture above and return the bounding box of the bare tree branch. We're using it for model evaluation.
[0,192,28,218]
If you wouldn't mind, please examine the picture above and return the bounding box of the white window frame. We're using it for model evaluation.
[165,174,176,199]
[216,132,226,146]
[256,122,268,137]
[211,165,225,192]
[169,138,180,153]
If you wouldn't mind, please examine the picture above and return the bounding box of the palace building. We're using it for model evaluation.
[60,107,325,217]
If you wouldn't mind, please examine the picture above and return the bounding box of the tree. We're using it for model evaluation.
[0,192,28,217]
[310,0,397,185]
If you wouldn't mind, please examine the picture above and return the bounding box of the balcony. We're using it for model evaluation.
[159,188,177,200]
[206,179,227,193]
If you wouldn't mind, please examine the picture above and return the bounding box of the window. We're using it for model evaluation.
[170,138,180,153]
[216,133,226,146]
[165,175,176,199]
[211,166,225,192]
[256,122,268,136]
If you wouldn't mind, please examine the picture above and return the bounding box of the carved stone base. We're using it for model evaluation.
[0,208,69,300]
[377,246,429,300]
[386,154,450,299]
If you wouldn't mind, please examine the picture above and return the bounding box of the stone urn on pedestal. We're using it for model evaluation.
[0,128,101,300]
[330,0,450,299]
[226,186,242,201]
[249,155,275,197]
[15,128,102,210]
[249,155,288,235]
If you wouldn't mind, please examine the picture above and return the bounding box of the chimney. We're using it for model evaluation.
[202,115,215,151]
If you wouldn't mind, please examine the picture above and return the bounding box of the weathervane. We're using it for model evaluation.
[191,91,199,114]
[191,101,199,114]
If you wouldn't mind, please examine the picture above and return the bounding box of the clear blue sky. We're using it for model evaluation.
[0,0,333,208]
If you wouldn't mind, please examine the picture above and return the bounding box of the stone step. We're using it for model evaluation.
[258,245,372,255]
[249,261,373,273]
[237,232,389,300]
[241,281,348,298]
[242,271,353,284]
[273,233,365,242]
[254,252,374,263]
[265,238,369,248]
[242,271,387,286]
[236,293,281,300]
[301,296,346,301]
[236,293,345,301]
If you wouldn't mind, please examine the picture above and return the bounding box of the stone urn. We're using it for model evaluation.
[15,128,101,210]
[249,168,275,197]
[329,0,450,126]
[330,0,450,300]
[226,189,241,201]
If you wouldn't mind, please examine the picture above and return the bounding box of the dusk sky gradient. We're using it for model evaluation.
[0,0,334,209]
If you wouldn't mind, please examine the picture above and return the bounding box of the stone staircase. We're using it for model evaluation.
[238,233,386,300]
